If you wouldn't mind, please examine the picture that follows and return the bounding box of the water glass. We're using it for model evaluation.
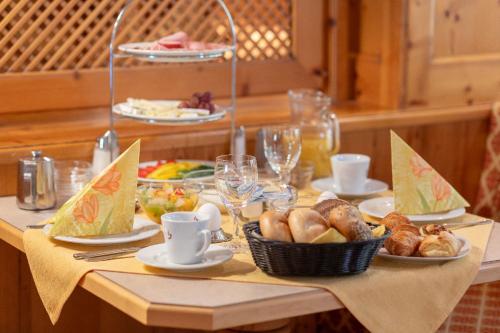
[290,160,315,189]
[262,126,301,185]
[214,155,258,251]
[54,161,92,207]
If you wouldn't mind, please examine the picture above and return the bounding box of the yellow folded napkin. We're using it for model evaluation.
[49,140,140,237]
[391,131,469,214]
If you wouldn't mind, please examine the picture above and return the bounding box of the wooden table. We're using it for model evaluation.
[0,196,499,332]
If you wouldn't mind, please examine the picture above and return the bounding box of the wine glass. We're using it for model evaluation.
[262,126,302,185]
[214,155,258,251]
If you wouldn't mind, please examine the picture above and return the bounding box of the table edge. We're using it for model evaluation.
[1,218,498,329]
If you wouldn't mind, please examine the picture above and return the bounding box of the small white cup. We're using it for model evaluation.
[331,154,371,194]
[161,212,212,265]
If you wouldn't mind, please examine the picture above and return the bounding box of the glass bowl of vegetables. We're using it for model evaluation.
[137,181,202,223]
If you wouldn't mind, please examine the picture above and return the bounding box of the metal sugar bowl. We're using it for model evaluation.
[16,150,56,210]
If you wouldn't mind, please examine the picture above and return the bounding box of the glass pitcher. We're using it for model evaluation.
[288,89,340,178]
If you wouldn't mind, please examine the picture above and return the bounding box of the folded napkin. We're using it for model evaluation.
[391,131,469,214]
[49,140,140,237]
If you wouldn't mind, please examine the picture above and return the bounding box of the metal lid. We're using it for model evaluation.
[19,150,53,164]
[31,150,42,159]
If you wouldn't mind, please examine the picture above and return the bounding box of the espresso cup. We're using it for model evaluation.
[161,212,211,265]
[331,154,371,194]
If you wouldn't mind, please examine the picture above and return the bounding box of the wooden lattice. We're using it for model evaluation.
[0,0,292,73]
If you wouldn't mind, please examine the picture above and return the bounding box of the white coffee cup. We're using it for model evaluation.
[161,212,212,265]
[331,154,371,194]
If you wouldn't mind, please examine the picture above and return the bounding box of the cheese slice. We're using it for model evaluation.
[391,131,469,215]
[49,140,140,237]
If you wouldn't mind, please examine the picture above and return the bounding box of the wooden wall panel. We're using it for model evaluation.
[0,111,489,206]
[433,0,500,58]
[348,0,500,108]
[340,118,489,204]
[405,0,500,107]
[352,0,405,108]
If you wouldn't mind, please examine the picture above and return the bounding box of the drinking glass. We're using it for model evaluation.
[262,126,302,185]
[54,161,92,207]
[214,155,258,250]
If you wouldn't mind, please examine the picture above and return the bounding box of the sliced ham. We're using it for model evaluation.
[147,32,225,52]
[157,31,189,48]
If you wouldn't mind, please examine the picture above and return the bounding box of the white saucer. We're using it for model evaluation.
[43,216,160,246]
[378,236,470,262]
[358,197,466,222]
[311,178,388,197]
[136,244,233,271]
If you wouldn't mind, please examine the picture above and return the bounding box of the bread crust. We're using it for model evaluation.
[312,199,351,220]
[288,209,329,243]
[380,212,411,230]
[259,211,293,242]
[419,231,460,257]
[384,230,421,256]
[328,205,373,241]
[392,223,420,236]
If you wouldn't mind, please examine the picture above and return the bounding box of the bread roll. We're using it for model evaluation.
[259,211,293,242]
[380,212,410,230]
[288,209,329,243]
[312,199,351,220]
[384,231,421,256]
[328,205,373,241]
[419,231,461,257]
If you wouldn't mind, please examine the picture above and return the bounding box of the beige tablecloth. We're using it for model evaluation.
[23,212,492,333]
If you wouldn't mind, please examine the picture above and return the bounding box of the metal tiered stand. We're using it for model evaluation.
[103,0,237,158]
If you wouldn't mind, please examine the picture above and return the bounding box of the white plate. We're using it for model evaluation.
[138,159,215,183]
[358,197,466,222]
[113,100,226,125]
[118,42,233,63]
[311,177,389,197]
[43,216,160,245]
[136,244,233,271]
[378,236,470,262]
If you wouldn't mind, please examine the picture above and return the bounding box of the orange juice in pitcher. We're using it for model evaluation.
[288,89,340,178]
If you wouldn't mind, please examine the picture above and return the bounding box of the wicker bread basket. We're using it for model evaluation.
[243,222,390,276]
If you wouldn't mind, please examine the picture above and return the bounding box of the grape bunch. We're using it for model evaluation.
[179,91,215,113]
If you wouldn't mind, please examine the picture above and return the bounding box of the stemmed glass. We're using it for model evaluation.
[214,154,258,251]
[262,126,302,185]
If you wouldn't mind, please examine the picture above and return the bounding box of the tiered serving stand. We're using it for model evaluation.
[104,0,237,155]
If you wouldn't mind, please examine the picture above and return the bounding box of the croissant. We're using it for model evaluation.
[419,224,448,236]
[392,223,420,236]
[419,231,461,257]
[380,212,410,230]
[384,231,421,256]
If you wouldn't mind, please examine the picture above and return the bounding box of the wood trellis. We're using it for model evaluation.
[0,0,324,113]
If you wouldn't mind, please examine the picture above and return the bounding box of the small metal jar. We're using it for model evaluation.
[16,150,56,210]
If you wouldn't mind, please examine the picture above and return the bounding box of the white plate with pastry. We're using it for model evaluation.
[43,216,160,246]
[358,197,466,222]
[377,235,470,262]
[136,244,233,271]
[311,177,388,197]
